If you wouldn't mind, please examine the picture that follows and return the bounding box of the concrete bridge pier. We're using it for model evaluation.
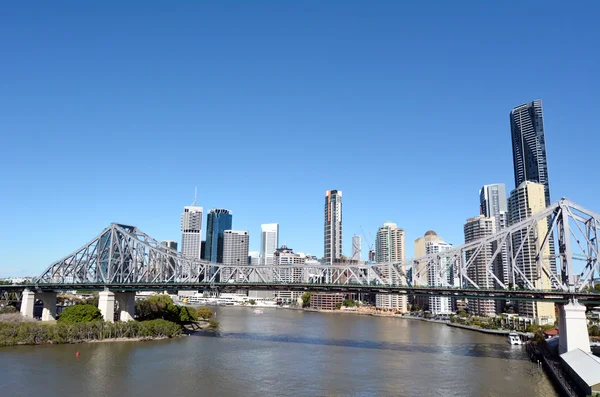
[38,292,57,321]
[20,289,35,319]
[558,298,591,354]
[115,292,135,321]
[98,290,115,322]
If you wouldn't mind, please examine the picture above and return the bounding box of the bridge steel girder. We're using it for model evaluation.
[32,199,600,298]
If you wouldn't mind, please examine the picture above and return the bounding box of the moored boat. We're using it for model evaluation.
[508,332,522,345]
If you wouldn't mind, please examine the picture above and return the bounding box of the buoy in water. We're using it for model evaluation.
[76,351,80,357]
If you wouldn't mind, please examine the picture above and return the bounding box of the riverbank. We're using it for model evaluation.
[0,319,182,347]
[304,308,529,338]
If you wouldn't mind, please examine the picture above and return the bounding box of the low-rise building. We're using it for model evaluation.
[310,293,344,310]
[560,348,600,396]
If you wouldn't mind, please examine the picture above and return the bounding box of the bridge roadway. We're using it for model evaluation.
[3,283,600,303]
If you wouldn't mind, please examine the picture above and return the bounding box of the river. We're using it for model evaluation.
[0,307,558,397]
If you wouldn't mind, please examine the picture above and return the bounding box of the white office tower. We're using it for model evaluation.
[464,216,497,317]
[480,184,510,284]
[426,240,453,314]
[260,223,279,265]
[352,235,361,261]
[221,230,250,282]
[181,203,203,260]
[480,183,510,313]
[375,222,407,312]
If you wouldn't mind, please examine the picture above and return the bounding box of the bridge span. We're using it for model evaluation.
[3,282,600,303]
[2,198,600,354]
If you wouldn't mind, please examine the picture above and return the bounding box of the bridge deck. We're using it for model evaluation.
[3,283,600,302]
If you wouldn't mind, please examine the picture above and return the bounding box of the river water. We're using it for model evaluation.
[1,307,558,397]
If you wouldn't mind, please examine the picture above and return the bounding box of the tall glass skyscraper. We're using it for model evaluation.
[510,100,551,206]
[510,100,556,274]
[204,209,233,263]
[324,190,342,265]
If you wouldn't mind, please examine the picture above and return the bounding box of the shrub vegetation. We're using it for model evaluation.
[58,304,103,323]
[0,319,181,346]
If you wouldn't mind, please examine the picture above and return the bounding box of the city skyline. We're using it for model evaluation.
[2,2,599,276]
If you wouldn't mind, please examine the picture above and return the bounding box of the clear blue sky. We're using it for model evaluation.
[1,2,599,276]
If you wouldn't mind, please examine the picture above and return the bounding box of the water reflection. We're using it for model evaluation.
[0,307,558,397]
[210,330,525,360]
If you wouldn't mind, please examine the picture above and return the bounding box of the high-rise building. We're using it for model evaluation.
[368,249,376,263]
[324,190,342,265]
[204,209,233,263]
[480,184,508,218]
[352,235,361,261]
[181,202,203,260]
[248,251,260,266]
[161,240,178,251]
[160,240,178,280]
[479,185,510,281]
[508,181,555,323]
[464,216,497,317]
[510,100,556,274]
[510,100,551,206]
[426,239,453,314]
[273,245,306,283]
[480,183,510,313]
[413,231,443,286]
[375,222,406,312]
[221,230,249,282]
[260,223,279,266]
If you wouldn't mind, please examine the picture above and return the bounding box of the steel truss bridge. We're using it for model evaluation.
[2,199,600,303]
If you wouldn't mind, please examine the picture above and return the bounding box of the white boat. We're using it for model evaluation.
[508,332,522,345]
[253,309,264,314]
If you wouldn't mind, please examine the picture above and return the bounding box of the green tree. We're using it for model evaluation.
[58,304,103,323]
[301,292,313,308]
[196,307,214,320]
[342,299,356,307]
[135,295,180,323]
[178,306,198,323]
[248,300,256,305]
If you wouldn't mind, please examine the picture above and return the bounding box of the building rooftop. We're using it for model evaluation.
[560,348,600,388]
[424,230,437,237]
[544,328,559,337]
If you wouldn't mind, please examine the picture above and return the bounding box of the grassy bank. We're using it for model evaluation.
[0,319,182,347]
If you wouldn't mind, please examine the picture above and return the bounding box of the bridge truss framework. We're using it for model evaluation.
[27,199,600,297]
